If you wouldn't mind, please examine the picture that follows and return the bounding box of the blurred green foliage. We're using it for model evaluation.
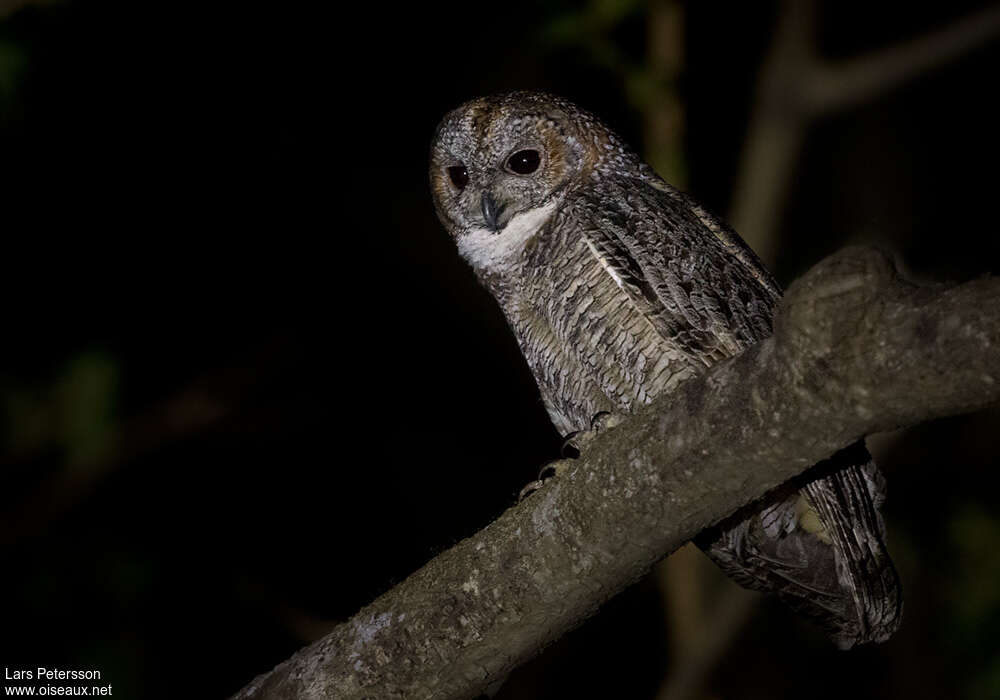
[3,351,118,469]
[54,351,119,468]
[542,0,687,185]
[0,38,26,117]
[948,506,1000,700]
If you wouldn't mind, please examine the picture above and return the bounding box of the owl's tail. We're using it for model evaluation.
[696,441,903,648]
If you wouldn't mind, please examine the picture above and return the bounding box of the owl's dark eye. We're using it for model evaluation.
[507,149,541,175]
[447,165,469,190]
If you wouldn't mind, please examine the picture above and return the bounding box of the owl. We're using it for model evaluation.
[429,91,901,648]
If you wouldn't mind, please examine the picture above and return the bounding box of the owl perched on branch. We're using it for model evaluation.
[429,91,901,647]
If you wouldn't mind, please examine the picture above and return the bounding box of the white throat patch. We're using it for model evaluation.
[457,198,559,273]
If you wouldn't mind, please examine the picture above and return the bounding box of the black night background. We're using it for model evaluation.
[1,1,999,698]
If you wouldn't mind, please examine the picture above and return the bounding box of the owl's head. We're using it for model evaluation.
[429,91,638,273]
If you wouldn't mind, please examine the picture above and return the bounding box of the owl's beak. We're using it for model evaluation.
[481,191,503,232]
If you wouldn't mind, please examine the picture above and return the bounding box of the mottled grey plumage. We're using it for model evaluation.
[429,91,901,647]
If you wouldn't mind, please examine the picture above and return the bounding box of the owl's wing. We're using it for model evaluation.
[576,177,779,364]
[577,179,901,647]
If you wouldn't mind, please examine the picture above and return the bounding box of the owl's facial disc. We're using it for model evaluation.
[429,96,585,243]
[441,140,554,235]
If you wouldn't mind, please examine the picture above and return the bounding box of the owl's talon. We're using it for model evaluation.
[518,480,545,501]
[538,459,573,480]
[518,459,574,501]
[561,413,624,457]
[561,432,584,458]
[591,411,624,433]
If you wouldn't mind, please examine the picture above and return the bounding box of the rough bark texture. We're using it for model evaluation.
[232,247,1000,700]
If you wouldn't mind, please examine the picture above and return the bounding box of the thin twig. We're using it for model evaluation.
[730,0,1000,267]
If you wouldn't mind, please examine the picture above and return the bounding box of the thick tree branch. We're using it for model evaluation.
[232,247,1000,700]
